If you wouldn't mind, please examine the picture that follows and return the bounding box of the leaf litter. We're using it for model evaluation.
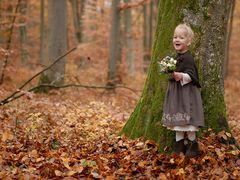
[0,88,239,179]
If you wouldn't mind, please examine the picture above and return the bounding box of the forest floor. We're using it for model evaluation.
[0,54,240,179]
[0,80,239,179]
[0,47,239,178]
[0,75,239,179]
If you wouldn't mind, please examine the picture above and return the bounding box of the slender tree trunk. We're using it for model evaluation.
[143,2,153,72]
[79,0,85,42]
[40,0,46,64]
[71,0,86,68]
[120,0,234,152]
[124,0,135,76]
[71,0,80,42]
[39,0,67,87]
[19,0,28,65]
[143,4,149,72]
[71,0,85,43]
[149,0,153,51]
[0,0,21,84]
[107,0,121,85]
[223,0,235,79]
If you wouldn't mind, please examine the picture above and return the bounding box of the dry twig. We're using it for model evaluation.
[0,83,139,106]
[0,46,139,106]
[0,47,76,105]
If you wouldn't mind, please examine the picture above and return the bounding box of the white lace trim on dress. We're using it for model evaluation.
[166,125,199,132]
[162,112,191,125]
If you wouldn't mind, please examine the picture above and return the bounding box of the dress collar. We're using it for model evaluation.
[177,50,189,56]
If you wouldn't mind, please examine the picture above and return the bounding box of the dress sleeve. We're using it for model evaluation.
[181,54,201,88]
[180,73,192,86]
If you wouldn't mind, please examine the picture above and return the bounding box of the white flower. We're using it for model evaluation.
[158,55,177,74]
[170,58,175,63]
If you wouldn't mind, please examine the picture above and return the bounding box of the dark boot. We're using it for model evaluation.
[185,140,200,158]
[173,139,186,155]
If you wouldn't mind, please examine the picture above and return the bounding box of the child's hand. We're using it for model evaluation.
[173,72,183,81]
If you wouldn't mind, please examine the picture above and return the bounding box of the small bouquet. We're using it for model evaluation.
[158,56,177,74]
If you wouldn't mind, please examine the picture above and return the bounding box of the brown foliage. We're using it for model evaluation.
[0,90,239,179]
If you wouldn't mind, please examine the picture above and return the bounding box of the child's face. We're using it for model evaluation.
[173,27,191,53]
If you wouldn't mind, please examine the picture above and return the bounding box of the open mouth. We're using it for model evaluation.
[175,43,181,48]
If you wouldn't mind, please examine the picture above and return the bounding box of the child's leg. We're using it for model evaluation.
[173,131,186,154]
[176,131,185,141]
[185,131,199,157]
[187,131,196,141]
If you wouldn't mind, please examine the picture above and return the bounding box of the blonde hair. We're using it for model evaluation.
[175,23,194,43]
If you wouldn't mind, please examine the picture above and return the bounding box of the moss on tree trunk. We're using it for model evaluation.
[120,0,233,152]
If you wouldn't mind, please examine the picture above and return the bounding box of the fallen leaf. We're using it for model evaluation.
[176,168,185,176]
[138,161,147,168]
[1,130,14,141]
[67,171,76,176]
[226,132,232,137]
[55,170,63,176]
[158,173,167,180]
[61,157,71,170]
[170,158,175,164]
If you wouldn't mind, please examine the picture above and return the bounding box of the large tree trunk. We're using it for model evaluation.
[200,1,233,132]
[39,0,67,86]
[120,0,234,152]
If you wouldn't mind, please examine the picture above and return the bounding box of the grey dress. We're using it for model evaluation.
[161,51,204,128]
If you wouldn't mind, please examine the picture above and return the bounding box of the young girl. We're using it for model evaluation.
[161,23,204,157]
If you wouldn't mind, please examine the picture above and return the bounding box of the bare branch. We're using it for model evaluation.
[18,47,76,89]
[0,83,140,106]
[0,47,76,105]
[119,0,150,11]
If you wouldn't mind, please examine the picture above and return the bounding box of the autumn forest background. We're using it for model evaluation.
[0,0,239,179]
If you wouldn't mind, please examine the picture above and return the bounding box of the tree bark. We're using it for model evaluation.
[223,0,235,79]
[107,0,121,85]
[71,0,85,43]
[143,1,153,72]
[19,0,29,65]
[120,0,234,152]
[0,0,21,84]
[124,0,135,76]
[200,0,233,132]
[39,0,67,87]
[40,0,46,64]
